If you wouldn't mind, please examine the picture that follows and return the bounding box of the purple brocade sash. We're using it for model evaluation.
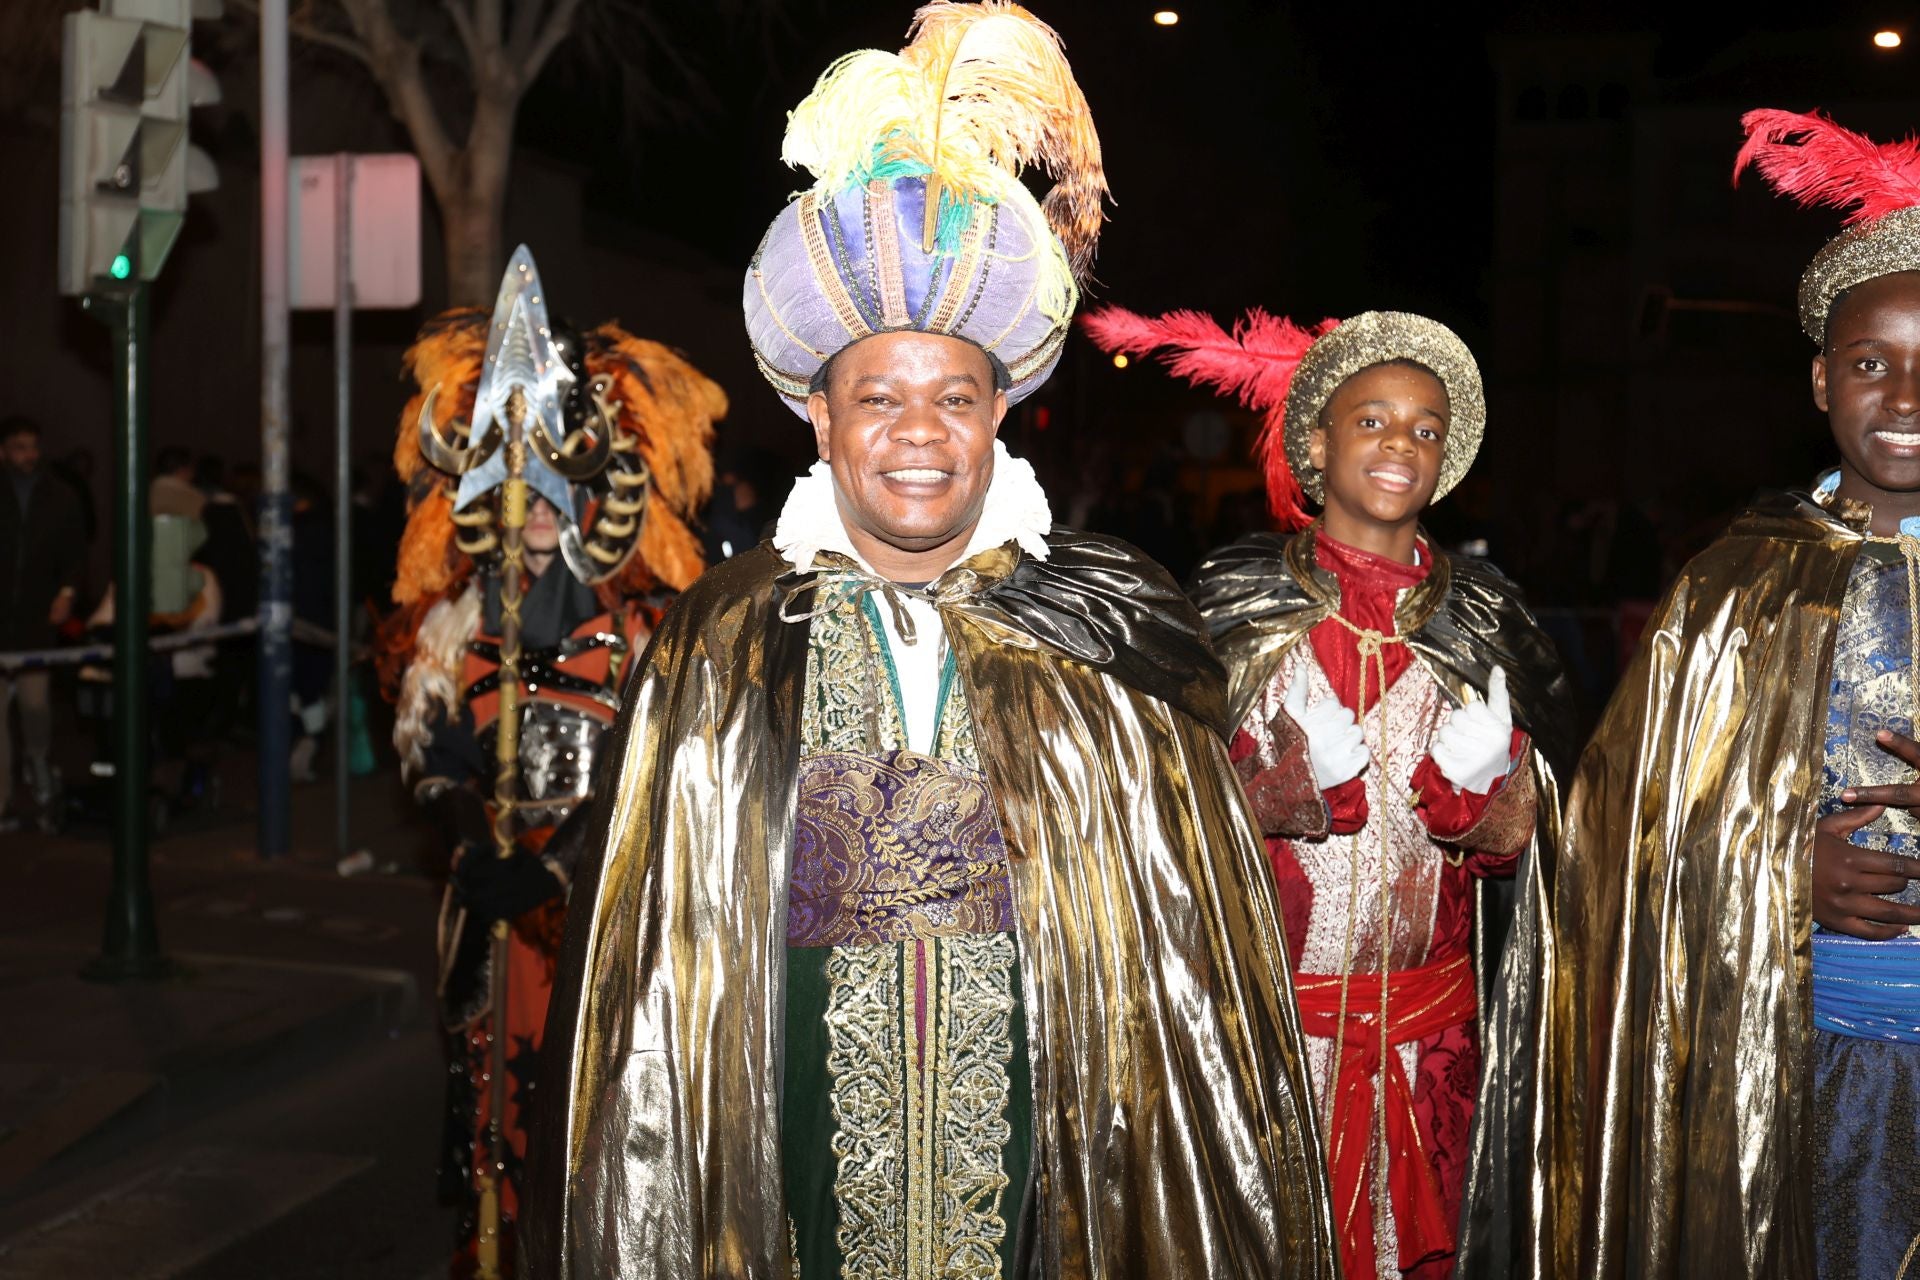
[787,749,1014,947]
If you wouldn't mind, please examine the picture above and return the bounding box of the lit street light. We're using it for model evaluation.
[1874,29,1902,48]
[1154,10,1179,26]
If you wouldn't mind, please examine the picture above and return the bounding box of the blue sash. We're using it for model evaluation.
[1812,932,1920,1043]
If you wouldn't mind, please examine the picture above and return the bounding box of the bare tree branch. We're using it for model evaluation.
[475,0,504,57]
[505,0,544,69]
[337,0,457,198]
[202,0,781,307]
[440,0,483,71]
[229,0,374,67]
[519,0,583,86]
[292,20,372,64]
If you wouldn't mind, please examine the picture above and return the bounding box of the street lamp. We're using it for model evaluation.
[1112,353,1131,369]
[1874,29,1901,49]
[1153,10,1179,26]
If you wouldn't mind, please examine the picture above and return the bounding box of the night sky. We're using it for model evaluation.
[525,0,1916,333]
[10,0,1920,579]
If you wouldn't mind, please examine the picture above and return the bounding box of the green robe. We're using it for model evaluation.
[780,587,1032,1278]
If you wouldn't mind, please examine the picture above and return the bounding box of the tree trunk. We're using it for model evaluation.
[444,192,504,309]
[442,94,517,308]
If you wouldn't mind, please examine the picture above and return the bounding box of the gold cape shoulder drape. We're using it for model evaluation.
[522,530,1338,1279]
[1187,526,1575,1280]
[1541,492,1865,1280]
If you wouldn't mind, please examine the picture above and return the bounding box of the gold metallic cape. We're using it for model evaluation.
[1542,492,1865,1280]
[1188,526,1575,1280]
[524,531,1337,1279]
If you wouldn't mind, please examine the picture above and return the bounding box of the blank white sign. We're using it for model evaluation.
[289,152,421,310]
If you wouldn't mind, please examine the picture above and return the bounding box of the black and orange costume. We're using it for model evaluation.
[381,247,722,1278]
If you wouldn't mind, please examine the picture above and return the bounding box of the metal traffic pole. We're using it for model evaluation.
[333,152,354,857]
[256,0,292,858]
[81,280,166,980]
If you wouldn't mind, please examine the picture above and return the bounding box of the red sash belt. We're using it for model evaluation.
[1294,952,1476,1279]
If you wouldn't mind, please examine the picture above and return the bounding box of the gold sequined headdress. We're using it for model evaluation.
[1735,109,1920,345]
[1083,307,1485,528]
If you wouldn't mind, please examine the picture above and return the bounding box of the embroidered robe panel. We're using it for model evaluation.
[782,588,1032,1280]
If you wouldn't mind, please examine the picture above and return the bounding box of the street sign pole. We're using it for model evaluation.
[257,0,291,859]
[333,152,353,858]
[82,281,165,981]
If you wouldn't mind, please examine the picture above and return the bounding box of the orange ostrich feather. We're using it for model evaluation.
[588,324,725,597]
[394,308,486,488]
[391,484,462,605]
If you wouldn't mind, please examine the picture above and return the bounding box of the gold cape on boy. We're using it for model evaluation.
[1542,493,1869,1277]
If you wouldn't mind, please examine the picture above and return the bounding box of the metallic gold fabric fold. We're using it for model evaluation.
[1540,491,1864,1279]
[525,535,1337,1279]
[1188,525,1574,1280]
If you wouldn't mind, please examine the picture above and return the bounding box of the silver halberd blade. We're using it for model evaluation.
[454,244,578,520]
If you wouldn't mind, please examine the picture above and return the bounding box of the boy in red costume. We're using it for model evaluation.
[1089,308,1573,1280]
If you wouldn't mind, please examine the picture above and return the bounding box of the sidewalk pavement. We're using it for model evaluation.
[0,759,449,1261]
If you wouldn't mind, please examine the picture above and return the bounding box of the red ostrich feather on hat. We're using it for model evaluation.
[1082,305,1338,529]
[1733,108,1920,223]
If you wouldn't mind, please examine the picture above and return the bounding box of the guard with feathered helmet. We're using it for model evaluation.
[1541,111,1920,1279]
[380,245,723,1280]
[522,5,1340,1277]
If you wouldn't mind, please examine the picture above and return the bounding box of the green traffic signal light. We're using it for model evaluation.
[109,252,132,280]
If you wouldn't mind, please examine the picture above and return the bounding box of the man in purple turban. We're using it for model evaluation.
[526,6,1338,1277]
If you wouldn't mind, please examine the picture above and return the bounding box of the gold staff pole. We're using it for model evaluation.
[475,383,529,1280]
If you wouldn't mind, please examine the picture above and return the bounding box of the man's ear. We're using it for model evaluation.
[1811,352,1831,415]
[1307,425,1327,472]
[807,391,833,462]
[990,389,1009,434]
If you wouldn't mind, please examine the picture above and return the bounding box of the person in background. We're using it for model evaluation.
[151,444,205,522]
[0,415,84,831]
[84,553,225,810]
[287,470,334,782]
[194,453,257,747]
[50,445,98,547]
[698,445,775,563]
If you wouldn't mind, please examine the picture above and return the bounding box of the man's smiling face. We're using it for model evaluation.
[807,331,1007,568]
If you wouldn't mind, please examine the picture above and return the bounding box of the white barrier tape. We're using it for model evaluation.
[0,618,339,673]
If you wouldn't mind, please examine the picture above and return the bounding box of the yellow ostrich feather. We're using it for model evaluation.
[781,1,1107,279]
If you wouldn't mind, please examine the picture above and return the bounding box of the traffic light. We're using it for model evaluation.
[58,0,218,296]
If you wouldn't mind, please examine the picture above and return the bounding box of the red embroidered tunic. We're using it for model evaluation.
[1230,533,1533,1280]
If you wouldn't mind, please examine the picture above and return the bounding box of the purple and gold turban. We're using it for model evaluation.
[744,1,1108,416]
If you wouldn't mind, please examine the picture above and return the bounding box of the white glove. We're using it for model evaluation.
[1283,671,1370,791]
[1430,664,1514,795]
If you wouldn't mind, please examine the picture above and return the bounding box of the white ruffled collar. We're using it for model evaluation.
[774,439,1053,575]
